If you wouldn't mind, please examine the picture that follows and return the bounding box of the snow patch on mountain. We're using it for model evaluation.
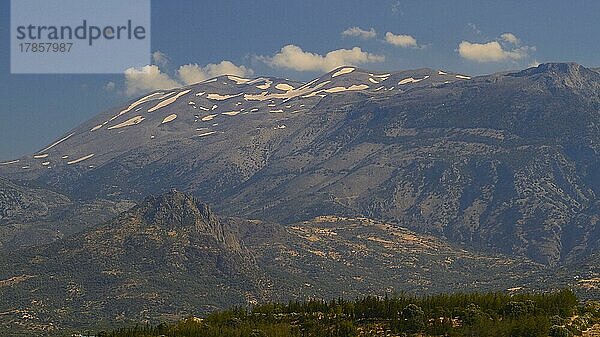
[324,84,369,93]
[148,90,191,112]
[331,67,356,78]
[161,114,178,124]
[227,76,251,84]
[398,75,429,85]
[0,160,19,166]
[201,114,217,121]
[207,93,243,100]
[108,116,145,129]
[371,73,391,78]
[275,83,295,91]
[67,153,94,165]
[39,133,75,153]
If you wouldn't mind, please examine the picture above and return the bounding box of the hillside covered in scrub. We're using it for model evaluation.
[92,290,600,337]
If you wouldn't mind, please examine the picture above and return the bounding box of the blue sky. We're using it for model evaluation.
[1,0,600,160]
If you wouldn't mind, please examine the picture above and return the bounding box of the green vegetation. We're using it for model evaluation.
[97,289,600,337]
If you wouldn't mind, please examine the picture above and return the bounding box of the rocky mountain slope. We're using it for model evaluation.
[0,177,133,251]
[0,191,266,333]
[0,191,544,335]
[0,62,598,265]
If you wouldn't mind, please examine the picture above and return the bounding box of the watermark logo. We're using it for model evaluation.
[11,0,151,74]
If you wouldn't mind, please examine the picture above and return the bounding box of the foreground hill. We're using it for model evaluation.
[69,290,600,337]
[1,63,599,265]
[0,191,546,335]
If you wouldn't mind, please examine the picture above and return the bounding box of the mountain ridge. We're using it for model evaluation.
[0,62,599,266]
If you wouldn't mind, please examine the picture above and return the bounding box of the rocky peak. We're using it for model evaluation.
[509,62,600,92]
[534,62,584,74]
[140,190,216,226]
[126,190,239,248]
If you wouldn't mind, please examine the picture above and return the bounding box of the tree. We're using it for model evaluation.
[503,301,530,318]
[402,304,424,333]
[463,303,486,325]
[334,320,356,337]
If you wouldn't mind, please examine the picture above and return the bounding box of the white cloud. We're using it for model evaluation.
[501,33,519,45]
[124,56,254,96]
[458,33,534,63]
[177,64,208,85]
[458,41,510,62]
[384,32,418,48]
[259,44,384,72]
[529,60,541,68]
[152,50,169,67]
[176,64,205,85]
[341,26,377,39]
[177,61,254,85]
[124,65,180,96]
